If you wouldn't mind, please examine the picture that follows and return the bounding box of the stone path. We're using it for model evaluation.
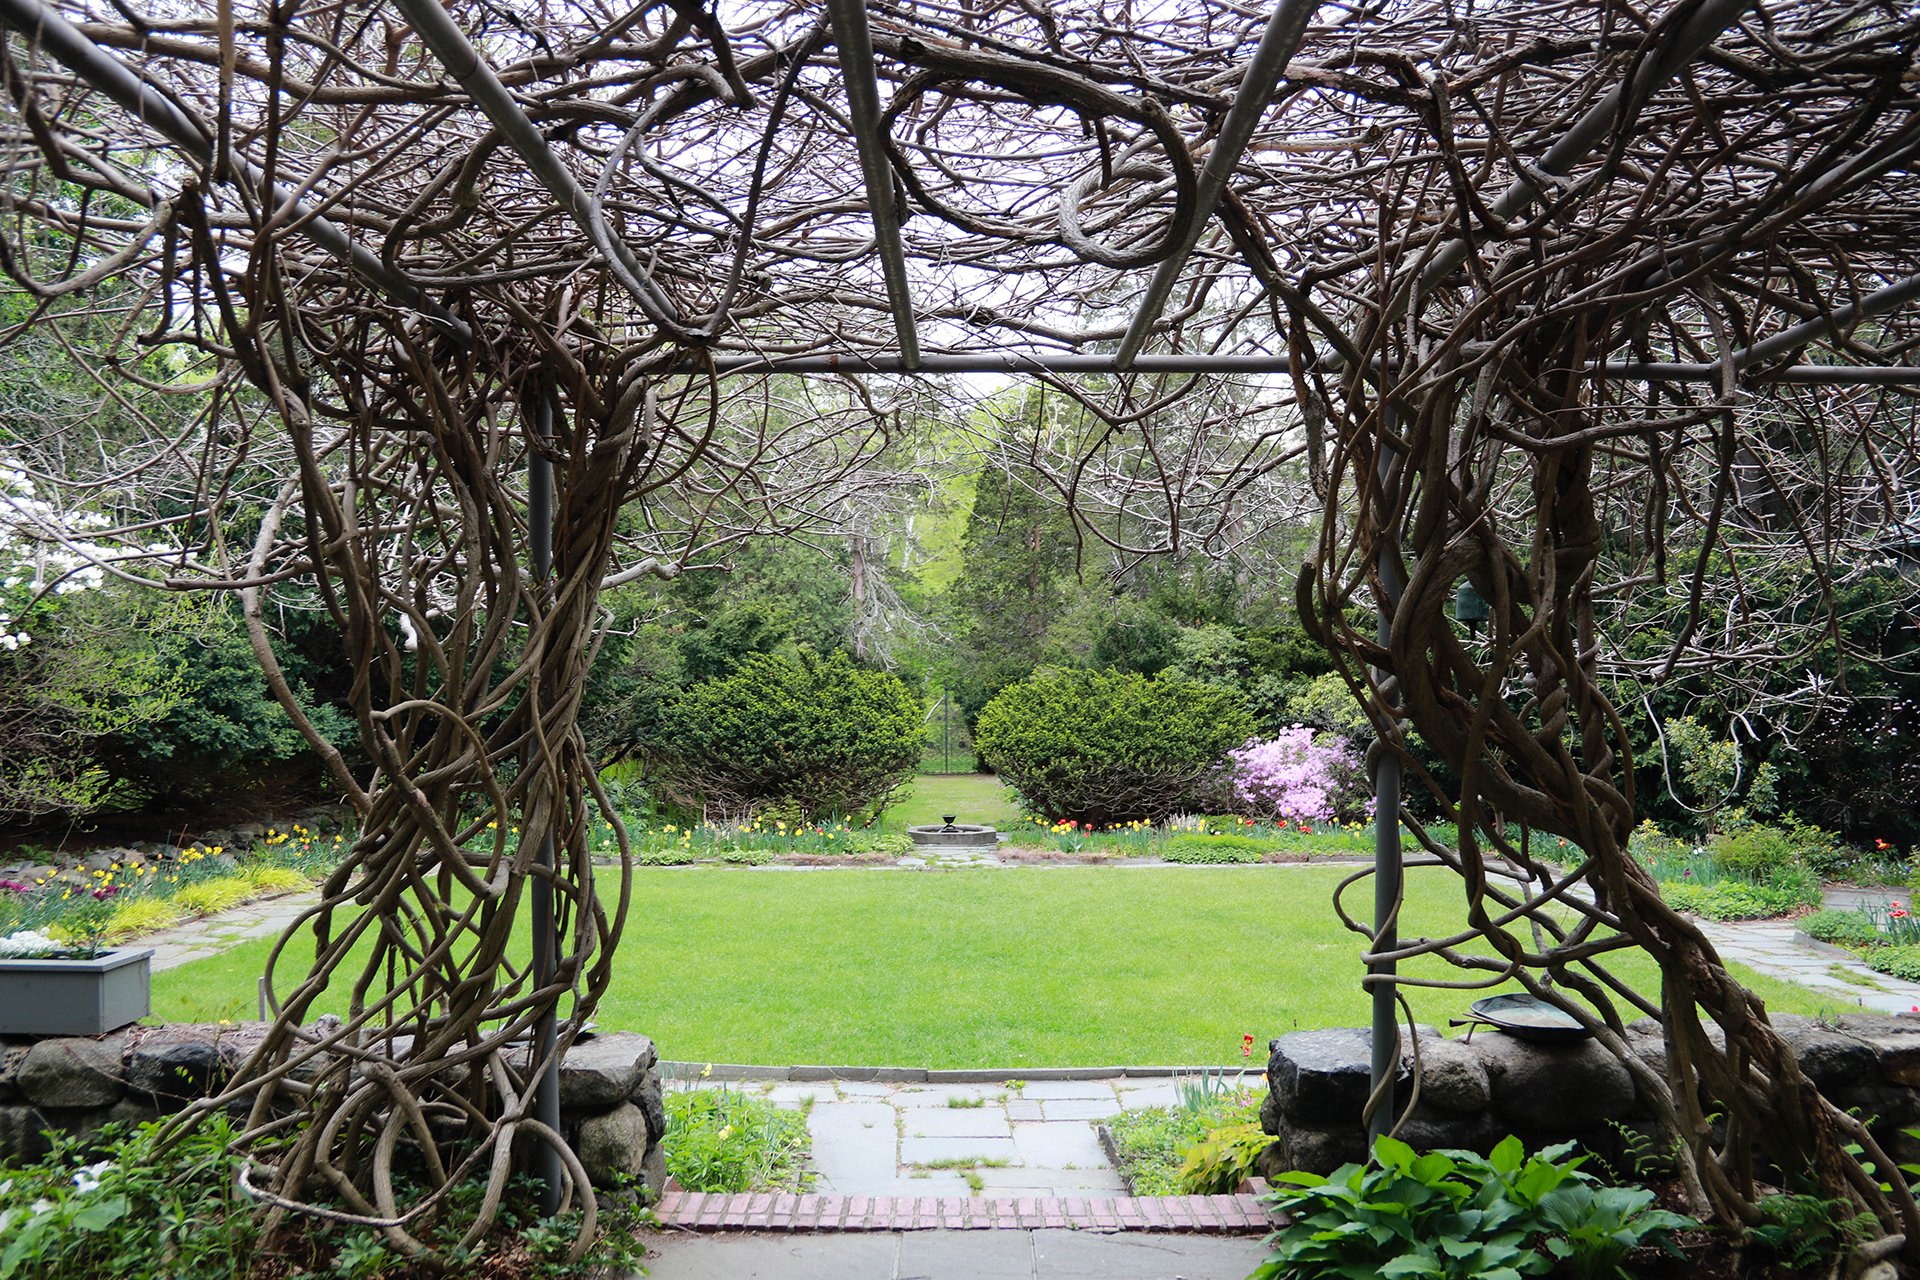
[142,891,317,973]
[1688,885,1920,1016]
[668,1073,1220,1198]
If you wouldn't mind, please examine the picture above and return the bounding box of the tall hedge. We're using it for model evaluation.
[975,668,1256,824]
[646,648,923,821]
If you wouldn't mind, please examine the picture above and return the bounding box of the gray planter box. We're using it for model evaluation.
[0,948,152,1036]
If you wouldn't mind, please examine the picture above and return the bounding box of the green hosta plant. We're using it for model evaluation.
[1174,1120,1271,1194]
[1256,1135,1693,1280]
[1532,1180,1694,1280]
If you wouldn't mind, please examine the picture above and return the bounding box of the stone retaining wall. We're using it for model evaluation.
[1260,1013,1920,1177]
[0,1024,666,1195]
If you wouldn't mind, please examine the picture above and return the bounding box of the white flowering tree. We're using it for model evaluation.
[0,456,188,817]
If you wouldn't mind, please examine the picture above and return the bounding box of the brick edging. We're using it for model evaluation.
[651,1190,1281,1234]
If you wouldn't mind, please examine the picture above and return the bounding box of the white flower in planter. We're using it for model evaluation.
[0,929,63,958]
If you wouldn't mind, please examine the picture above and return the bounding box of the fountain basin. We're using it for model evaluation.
[906,822,1000,850]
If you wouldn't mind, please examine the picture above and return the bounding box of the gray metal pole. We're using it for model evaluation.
[697,351,1920,382]
[824,0,921,367]
[1115,0,1320,369]
[1367,409,1405,1145]
[527,393,564,1216]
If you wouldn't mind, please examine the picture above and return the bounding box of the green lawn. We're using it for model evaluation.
[152,865,1845,1067]
[881,772,1025,831]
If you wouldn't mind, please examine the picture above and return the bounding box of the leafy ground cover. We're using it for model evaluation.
[153,865,1842,1066]
[661,1086,811,1192]
[0,1117,646,1280]
[1106,1072,1263,1195]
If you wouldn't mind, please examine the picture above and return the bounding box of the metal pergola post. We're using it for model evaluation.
[526,392,564,1216]
[825,0,921,366]
[1114,0,1320,368]
[1367,408,1405,1143]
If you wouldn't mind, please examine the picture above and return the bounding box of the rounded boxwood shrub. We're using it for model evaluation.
[975,668,1256,825]
[646,649,922,821]
[1799,908,1880,948]
[1710,824,1799,879]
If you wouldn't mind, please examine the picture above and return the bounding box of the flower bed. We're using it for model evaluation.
[1796,901,1920,981]
[0,823,341,948]
[660,1084,811,1193]
[589,813,915,863]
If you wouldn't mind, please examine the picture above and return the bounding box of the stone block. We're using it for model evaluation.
[632,1074,666,1142]
[1828,1082,1920,1132]
[19,1034,128,1108]
[129,1025,227,1107]
[214,1023,272,1075]
[51,1097,161,1143]
[1476,1031,1633,1132]
[1411,1036,1489,1113]
[1396,1107,1507,1154]
[1256,1117,1368,1177]
[1769,1016,1877,1091]
[1831,1014,1920,1087]
[0,1105,53,1163]
[576,1102,649,1187]
[1267,1027,1409,1125]
[0,1041,30,1103]
[557,1034,655,1108]
[638,1139,667,1201]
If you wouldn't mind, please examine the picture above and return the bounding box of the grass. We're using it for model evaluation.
[154,865,1848,1066]
[880,773,1025,831]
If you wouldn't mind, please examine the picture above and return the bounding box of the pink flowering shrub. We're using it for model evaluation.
[1227,727,1367,824]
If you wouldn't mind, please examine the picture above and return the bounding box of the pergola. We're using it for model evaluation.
[2,0,1918,1261]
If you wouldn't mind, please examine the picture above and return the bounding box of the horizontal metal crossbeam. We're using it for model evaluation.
[698,351,1920,383]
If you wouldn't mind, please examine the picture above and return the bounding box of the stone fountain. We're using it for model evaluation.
[905,813,1000,850]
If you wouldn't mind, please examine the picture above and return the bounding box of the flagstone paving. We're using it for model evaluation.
[1686,885,1920,1016]
[665,1072,1213,1199]
[144,891,318,973]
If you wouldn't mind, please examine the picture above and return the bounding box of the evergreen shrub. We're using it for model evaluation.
[646,649,922,821]
[975,668,1255,824]
[1710,824,1799,879]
